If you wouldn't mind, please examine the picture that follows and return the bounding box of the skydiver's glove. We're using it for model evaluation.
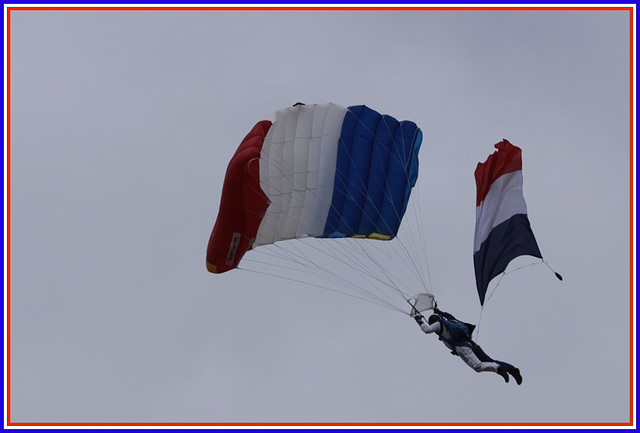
[433,301,442,316]
[414,314,425,325]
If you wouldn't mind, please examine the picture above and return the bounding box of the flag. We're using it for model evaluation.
[473,140,542,305]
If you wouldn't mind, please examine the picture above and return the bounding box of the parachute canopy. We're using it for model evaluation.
[473,139,542,305]
[207,103,423,274]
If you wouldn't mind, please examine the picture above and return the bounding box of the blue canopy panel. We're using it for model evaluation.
[323,105,422,239]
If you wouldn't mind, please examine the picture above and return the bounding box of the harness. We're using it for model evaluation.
[438,318,476,349]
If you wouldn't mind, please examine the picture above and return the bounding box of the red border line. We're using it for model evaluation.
[6,4,12,427]
[628,5,636,427]
[5,421,637,427]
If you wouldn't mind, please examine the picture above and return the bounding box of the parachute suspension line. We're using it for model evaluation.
[476,258,561,340]
[338,237,414,305]
[475,267,510,342]
[243,241,405,313]
[395,189,432,296]
[240,194,410,312]
[483,259,545,307]
[270,241,366,293]
[287,238,406,310]
[473,275,504,343]
[408,181,433,293]
[288,241,406,312]
[475,305,485,343]
[483,272,505,307]
[236,266,406,314]
[474,270,510,344]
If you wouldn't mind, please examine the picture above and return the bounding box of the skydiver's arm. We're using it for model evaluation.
[440,311,455,321]
[433,304,453,320]
[414,314,441,334]
[418,320,441,335]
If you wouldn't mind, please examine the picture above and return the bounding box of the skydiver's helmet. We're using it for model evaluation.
[428,314,441,325]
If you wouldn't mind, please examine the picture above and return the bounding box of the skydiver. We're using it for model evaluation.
[412,304,522,385]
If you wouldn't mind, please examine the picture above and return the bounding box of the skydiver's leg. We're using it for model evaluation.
[469,342,508,366]
[454,344,501,373]
[470,342,522,385]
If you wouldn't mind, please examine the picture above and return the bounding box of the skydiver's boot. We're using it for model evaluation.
[497,365,509,383]
[508,367,522,385]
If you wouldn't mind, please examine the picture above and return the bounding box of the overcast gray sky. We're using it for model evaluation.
[7,7,633,426]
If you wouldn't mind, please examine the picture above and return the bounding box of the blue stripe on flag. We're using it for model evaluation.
[473,213,543,305]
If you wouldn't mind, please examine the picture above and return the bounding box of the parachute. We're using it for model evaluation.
[206,102,430,311]
[206,103,428,311]
[408,293,436,315]
[473,139,543,305]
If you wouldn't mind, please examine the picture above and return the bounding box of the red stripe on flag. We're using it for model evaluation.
[474,139,523,206]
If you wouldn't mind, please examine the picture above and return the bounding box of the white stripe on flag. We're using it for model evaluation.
[474,170,528,251]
